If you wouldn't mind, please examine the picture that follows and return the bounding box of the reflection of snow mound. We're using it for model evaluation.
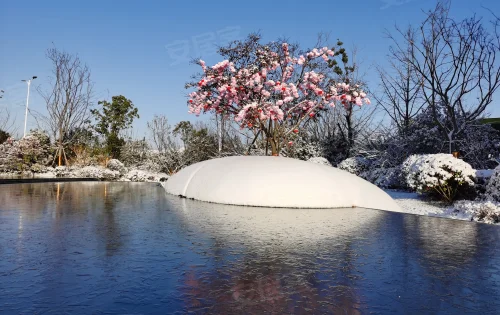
[165,156,401,212]
[167,196,384,246]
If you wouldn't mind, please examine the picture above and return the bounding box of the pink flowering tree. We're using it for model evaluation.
[186,35,370,156]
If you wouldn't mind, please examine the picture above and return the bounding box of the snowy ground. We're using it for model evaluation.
[384,190,447,217]
[384,189,475,222]
[384,189,500,223]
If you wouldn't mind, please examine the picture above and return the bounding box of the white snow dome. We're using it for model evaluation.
[164,156,401,212]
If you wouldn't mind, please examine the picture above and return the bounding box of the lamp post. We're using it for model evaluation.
[22,76,37,138]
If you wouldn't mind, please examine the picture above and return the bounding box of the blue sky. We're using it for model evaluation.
[1,0,499,138]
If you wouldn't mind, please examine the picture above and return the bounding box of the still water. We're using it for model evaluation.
[0,182,499,314]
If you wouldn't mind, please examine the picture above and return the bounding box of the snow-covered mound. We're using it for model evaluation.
[164,156,401,212]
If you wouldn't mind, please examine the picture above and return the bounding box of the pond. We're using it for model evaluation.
[1,182,499,314]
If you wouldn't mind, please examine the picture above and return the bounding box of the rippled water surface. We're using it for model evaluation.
[1,182,500,314]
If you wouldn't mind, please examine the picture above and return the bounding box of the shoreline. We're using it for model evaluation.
[0,177,99,184]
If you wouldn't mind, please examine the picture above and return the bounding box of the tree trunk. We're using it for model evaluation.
[346,107,354,157]
[217,114,222,156]
[58,143,62,166]
[269,137,279,156]
[58,129,63,166]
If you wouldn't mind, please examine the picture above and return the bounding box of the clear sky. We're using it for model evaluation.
[1,0,499,139]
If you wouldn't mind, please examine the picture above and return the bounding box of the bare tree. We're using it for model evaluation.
[374,28,424,136]
[37,47,93,165]
[0,107,17,135]
[389,1,500,152]
[147,114,174,152]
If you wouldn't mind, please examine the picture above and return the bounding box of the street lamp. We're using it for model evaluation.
[0,90,4,98]
[22,76,37,138]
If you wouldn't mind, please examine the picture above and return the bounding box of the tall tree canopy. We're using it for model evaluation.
[91,95,139,158]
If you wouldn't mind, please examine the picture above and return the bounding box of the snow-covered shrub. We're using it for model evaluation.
[451,200,500,224]
[30,163,49,173]
[55,166,72,177]
[360,166,403,189]
[307,157,332,167]
[337,157,371,175]
[120,139,150,166]
[474,169,493,196]
[485,165,500,202]
[400,154,423,188]
[284,135,323,161]
[403,154,476,203]
[76,166,120,180]
[0,130,53,172]
[123,169,168,182]
[106,159,127,175]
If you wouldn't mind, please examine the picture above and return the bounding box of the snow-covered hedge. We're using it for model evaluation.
[123,169,169,182]
[403,154,476,203]
[307,157,332,167]
[485,165,500,202]
[360,167,403,189]
[337,157,371,175]
[76,166,121,180]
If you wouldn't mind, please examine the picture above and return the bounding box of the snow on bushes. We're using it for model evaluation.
[337,157,371,175]
[360,167,402,189]
[76,166,121,180]
[485,165,500,202]
[307,157,332,167]
[403,154,476,203]
[107,159,127,175]
[123,169,168,182]
[447,200,500,224]
[0,130,53,173]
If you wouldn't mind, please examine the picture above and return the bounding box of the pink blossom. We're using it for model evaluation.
[199,60,207,72]
[355,97,363,106]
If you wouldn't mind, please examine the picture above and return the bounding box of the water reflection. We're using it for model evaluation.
[171,196,384,248]
[0,183,499,314]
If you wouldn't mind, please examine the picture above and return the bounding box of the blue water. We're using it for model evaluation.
[0,182,499,314]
